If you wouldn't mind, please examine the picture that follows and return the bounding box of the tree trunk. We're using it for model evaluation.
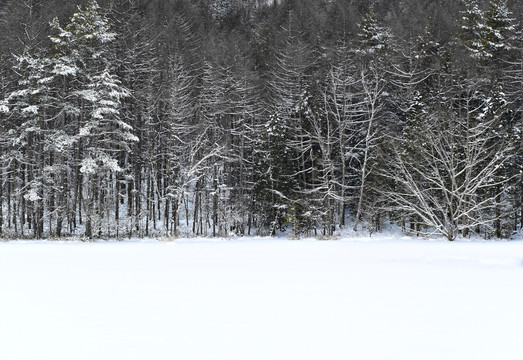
[212,165,218,237]
[0,169,3,235]
[85,175,93,239]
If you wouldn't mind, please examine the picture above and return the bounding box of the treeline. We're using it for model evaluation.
[0,0,521,240]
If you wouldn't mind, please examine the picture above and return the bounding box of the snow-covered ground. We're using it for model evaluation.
[1,235,523,360]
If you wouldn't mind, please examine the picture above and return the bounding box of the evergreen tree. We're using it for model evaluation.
[2,53,53,238]
[50,0,136,237]
[0,0,520,239]
[460,0,488,59]
[484,0,516,60]
[357,6,392,58]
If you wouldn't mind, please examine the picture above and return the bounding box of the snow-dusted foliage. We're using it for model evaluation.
[484,0,516,56]
[460,0,516,60]
[49,1,136,238]
[357,6,392,57]
[381,92,515,241]
[1,0,135,238]
[460,0,489,59]
[0,0,521,239]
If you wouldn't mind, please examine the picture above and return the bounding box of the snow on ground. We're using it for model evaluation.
[1,235,523,360]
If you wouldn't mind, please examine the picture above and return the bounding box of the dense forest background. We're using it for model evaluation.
[0,0,521,240]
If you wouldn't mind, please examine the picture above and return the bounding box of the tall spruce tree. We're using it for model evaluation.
[50,0,137,237]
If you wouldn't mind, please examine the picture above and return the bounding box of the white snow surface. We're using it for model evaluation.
[1,235,523,360]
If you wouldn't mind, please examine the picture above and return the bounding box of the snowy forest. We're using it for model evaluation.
[0,0,521,240]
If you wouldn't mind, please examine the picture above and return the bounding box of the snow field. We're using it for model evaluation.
[0,236,523,360]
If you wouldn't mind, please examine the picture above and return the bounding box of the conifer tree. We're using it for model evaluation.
[484,0,516,60]
[2,53,53,238]
[460,0,488,60]
[357,6,392,59]
[50,0,136,237]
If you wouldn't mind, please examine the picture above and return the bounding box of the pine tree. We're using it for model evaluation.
[252,14,313,235]
[2,53,53,238]
[460,0,488,60]
[357,6,392,58]
[484,0,516,60]
[50,0,136,238]
[505,22,523,231]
